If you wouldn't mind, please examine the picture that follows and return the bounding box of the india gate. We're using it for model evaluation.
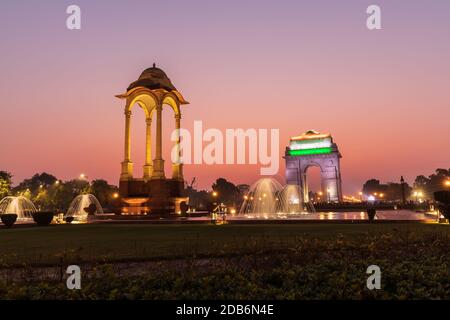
[116,64,189,215]
[285,130,343,203]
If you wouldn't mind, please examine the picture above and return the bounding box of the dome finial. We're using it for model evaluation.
[153,62,156,68]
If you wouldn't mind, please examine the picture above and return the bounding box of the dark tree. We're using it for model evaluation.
[0,171,12,199]
[211,178,241,207]
[14,173,57,193]
[89,179,118,209]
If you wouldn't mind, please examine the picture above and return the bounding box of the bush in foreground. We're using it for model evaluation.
[0,229,448,299]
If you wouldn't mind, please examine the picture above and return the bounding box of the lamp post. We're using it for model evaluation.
[400,176,406,205]
[413,191,423,203]
[358,191,363,202]
[212,191,218,206]
[418,192,423,203]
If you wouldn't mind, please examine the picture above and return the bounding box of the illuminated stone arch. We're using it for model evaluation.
[285,130,343,203]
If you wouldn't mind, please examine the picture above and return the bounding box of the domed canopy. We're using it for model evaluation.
[127,64,177,92]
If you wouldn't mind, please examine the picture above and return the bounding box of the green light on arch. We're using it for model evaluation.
[289,147,332,156]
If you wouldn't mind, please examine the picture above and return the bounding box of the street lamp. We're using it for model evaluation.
[413,191,423,202]
[444,180,450,188]
[113,193,119,199]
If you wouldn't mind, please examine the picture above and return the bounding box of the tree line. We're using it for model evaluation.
[362,168,450,201]
[0,172,118,212]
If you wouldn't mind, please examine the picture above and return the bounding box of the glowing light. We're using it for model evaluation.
[444,180,450,187]
[212,191,218,197]
[113,193,119,199]
[368,195,375,202]
[358,192,363,196]
[288,147,332,156]
[291,132,331,141]
[289,138,332,150]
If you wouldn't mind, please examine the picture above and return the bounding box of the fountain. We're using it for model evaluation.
[239,178,283,215]
[278,184,304,213]
[65,194,103,222]
[0,196,37,221]
[238,178,313,219]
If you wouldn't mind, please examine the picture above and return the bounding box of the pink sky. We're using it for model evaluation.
[0,0,449,194]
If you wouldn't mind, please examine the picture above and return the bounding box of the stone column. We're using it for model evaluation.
[120,109,133,180]
[152,103,165,179]
[143,117,153,180]
[172,114,183,180]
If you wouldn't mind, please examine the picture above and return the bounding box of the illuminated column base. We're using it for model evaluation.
[143,164,153,180]
[120,161,133,180]
[152,159,165,179]
[172,163,183,181]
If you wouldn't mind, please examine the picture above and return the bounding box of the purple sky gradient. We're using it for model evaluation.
[0,0,449,193]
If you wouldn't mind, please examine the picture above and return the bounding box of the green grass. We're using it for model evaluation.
[0,223,448,266]
[1,223,449,299]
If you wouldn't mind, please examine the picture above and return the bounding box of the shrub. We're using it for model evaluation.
[1,214,18,228]
[32,212,54,226]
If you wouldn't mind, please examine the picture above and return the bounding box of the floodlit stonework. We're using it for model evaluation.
[115,65,189,215]
[285,130,343,203]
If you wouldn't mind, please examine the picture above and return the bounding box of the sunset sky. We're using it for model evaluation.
[1,0,449,193]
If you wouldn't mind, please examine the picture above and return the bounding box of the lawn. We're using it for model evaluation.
[0,223,448,266]
[0,223,449,299]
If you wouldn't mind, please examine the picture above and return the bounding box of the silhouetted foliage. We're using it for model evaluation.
[414,169,450,199]
[212,178,241,207]
[0,171,12,199]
